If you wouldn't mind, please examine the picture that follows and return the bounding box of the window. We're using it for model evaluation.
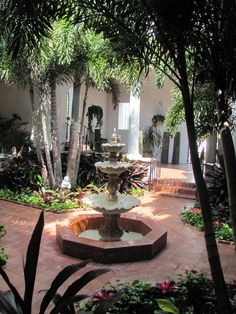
[118,102,130,130]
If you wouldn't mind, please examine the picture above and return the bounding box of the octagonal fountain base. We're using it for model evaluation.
[56,215,167,264]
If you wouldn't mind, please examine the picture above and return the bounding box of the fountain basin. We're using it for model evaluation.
[56,215,167,263]
[95,161,130,175]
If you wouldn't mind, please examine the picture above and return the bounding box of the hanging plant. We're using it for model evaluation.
[152,114,165,125]
[86,105,103,131]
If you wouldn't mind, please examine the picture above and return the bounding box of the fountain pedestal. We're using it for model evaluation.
[99,214,123,241]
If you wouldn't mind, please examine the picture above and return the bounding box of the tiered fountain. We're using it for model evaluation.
[56,131,167,263]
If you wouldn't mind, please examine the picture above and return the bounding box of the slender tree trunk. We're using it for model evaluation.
[66,76,82,188]
[29,80,49,186]
[50,81,62,187]
[216,95,236,248]
[178,47,232,313]
[80,78,89,135]
[40,91,56,189]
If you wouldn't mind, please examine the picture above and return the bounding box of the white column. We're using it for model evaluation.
[127,92,141,159]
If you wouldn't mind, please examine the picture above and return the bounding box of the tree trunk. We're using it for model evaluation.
[80,78,89,135]
[216,95,236,248]
[66,76,82,188]
[29,80,49,186]
[50,81,62,187]
[40,91,56,189]
[178,47,232,313]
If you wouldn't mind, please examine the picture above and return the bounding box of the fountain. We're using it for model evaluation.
[56,131,167,263]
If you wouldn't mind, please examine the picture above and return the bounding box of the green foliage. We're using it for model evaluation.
[77,153,107,188]
[126,187,144,197]
[203,162,228,208]
[0,224,6,239]
[0,211,109,314]
[156,299,179,314]
[0,156,41,192]
[176,270,216,313]
[118,161,149,192]
[0,248,8,266]
[143,125,162,152]
[0,114,32,154]
[81,271,236,313]
[214,223,233,242]
[181,207,204,230]
[165,84,221,141]
[0,225,7,266]
[165,89,185,138]
[0,189,85,212]
[181,206,233,242]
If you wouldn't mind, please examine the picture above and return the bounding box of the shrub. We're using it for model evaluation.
[0,156,40,192]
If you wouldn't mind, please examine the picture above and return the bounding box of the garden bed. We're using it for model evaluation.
[181,204,234,243]
[79,270,236,313]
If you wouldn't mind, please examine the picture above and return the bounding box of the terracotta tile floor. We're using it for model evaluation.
[0,165,235,312]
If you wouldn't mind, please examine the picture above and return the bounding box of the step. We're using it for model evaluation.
[158,192,196,200]
[154,178,195,188]
[153,184,196,195]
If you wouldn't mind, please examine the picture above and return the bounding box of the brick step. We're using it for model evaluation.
[158,192,196,200]
[154,178,195,188]
[154,185,196,195]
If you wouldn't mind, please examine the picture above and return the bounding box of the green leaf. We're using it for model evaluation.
[40,261,90,313]
[23,211,44,313]
[156,299,179,314]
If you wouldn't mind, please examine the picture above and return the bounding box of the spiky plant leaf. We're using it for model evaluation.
[50,269,109,314]
[0,268,25,312]
[0,291,23,314]
[23,211,44,313]
[39,260,90,313]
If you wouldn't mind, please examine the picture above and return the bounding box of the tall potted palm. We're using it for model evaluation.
[142,124,162,158]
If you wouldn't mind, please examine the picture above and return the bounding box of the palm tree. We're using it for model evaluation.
[0,39,49,184]
[71,1,233,312]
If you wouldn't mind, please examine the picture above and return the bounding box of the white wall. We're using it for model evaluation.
[0,73,190,163]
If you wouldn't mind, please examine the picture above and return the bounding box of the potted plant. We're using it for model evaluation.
[142,125,162,157]
[86,105,103,131]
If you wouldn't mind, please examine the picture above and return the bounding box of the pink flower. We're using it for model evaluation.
[91,290,113,303]
[156,281,178,294]
[191,208,201,214]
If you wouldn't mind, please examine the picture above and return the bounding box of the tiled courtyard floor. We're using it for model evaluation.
[0,190,235,312]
